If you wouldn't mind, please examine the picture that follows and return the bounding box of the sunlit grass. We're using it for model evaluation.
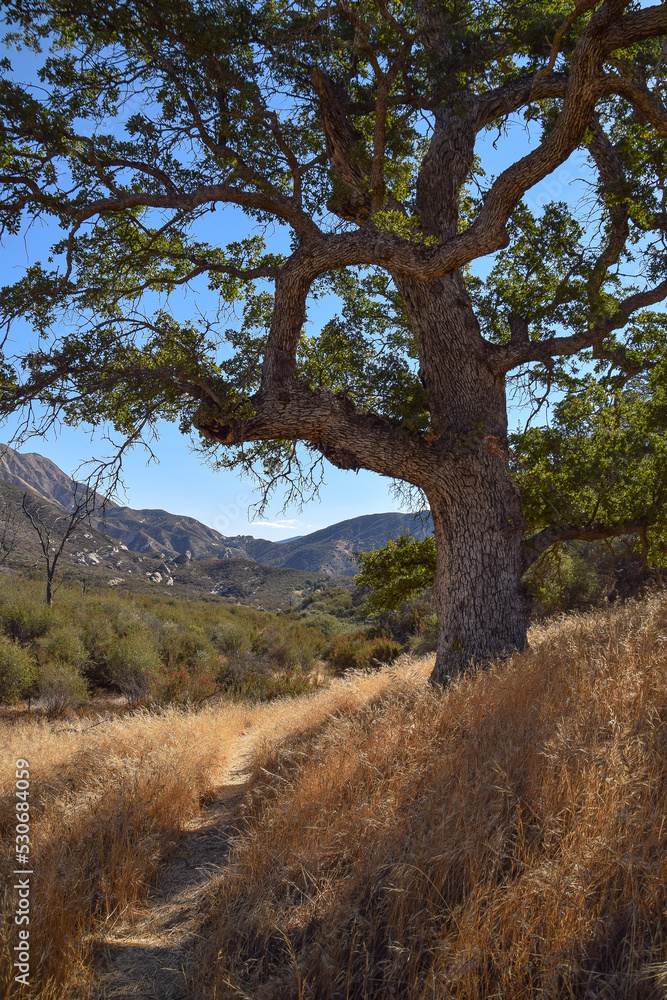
[0,655,429,998]
[194,595,667,1000]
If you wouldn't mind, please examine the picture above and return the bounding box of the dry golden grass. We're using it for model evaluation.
[0,655,429,999]
[194,595,667,1000]
[0,701,253,999]
[5,595,667,1000]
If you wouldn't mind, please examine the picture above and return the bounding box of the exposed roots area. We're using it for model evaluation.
[194,596,667,1000]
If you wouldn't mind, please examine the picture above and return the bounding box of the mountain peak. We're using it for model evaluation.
[0,445,432,574]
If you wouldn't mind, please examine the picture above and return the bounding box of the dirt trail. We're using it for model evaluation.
[92,657,433,999]
[92,723,261,999]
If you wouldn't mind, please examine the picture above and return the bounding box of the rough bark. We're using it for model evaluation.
[393,272,530,681]
[428,471,530,682]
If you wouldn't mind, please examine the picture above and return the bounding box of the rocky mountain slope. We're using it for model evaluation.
[0,445,249,560]
[244,512,433,575]
[0,445,432,576]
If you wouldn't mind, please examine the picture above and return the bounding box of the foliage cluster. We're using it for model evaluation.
[355,532,664,626]
[0,572,343,713]
[290,585,366,638]
[324,632,403,675]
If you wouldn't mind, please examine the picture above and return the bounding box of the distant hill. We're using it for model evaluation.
[243,512,433,575]
[0,445,249,560]
[0,445,433,576]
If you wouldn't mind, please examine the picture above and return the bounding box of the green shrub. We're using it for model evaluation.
[160,629,216,671]
[325,633,376,674]
[38,661,89,717]
[293,610,351,638]
[408,612,439,655]
[208,622,250,655]
[253,621,323,671]
[217,652,318,701]
[104,633,163,706]
[0,600,53,642]
[525,546,603,617]
[297,587,355,618]
[374,595,435,644]
[0,637,37,703]
[325,633,403,674]
[369,638,403,664]
[37,626,87,667]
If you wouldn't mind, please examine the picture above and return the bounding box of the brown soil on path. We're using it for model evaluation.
[91,726,260,999]
[90,657,433,999]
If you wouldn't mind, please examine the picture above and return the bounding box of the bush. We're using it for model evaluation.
[208,622,250,655]
[217,651,317,701]
[160,629,216,671]
[38,661,89,717]
[37,625,87,667]
[325,633,403,674]
[158,662,218,706]
[369,637,403,664]
[408,611,439,655]
[104,633,163,706]
[0,599,53,643]
[525,545,603,617]
[293,609,351,638]
[0,636,37,703]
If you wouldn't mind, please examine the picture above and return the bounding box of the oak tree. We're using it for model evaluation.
[1,0,667,680]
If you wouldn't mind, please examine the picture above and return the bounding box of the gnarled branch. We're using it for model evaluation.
[522,517,650,572]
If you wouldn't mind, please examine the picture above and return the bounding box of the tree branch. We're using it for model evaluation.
[487,277,667,374]
[0,174,321,241]
[473,73,569,132]
[522,517,650,571]
[602,3,667,54]
[193,379,434,489]
[597,73,667,135]
[586,113,630,302]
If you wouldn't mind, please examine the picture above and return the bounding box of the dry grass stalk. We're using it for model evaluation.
[0,655,428,999]
[193,596,667,1000]
[0,702,252,998]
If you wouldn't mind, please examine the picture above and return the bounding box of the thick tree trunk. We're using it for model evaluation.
[394,270,531,682]
[427,469,530,683]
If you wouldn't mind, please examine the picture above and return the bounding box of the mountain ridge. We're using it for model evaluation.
[0,445,433,575]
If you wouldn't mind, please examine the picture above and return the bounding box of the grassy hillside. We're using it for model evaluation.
[2,594,666,999]
[196,594,667,1000]
[0,660,422,999]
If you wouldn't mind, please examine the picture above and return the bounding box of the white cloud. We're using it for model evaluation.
[248,520,303,531]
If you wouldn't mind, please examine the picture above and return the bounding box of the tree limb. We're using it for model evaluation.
[193,380,435,488]
[597,73,667,135]
[487,278,667,374]
[522,517,650,571]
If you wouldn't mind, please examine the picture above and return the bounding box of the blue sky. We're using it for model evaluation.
[0,48,594,539]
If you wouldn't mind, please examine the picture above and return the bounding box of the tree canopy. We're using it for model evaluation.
[1,0,667,678]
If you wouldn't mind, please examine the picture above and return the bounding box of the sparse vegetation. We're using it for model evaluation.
[2,593,667,997]
[194,593,667,1000]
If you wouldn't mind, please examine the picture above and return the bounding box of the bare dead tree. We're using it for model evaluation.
[21,487,98,606]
